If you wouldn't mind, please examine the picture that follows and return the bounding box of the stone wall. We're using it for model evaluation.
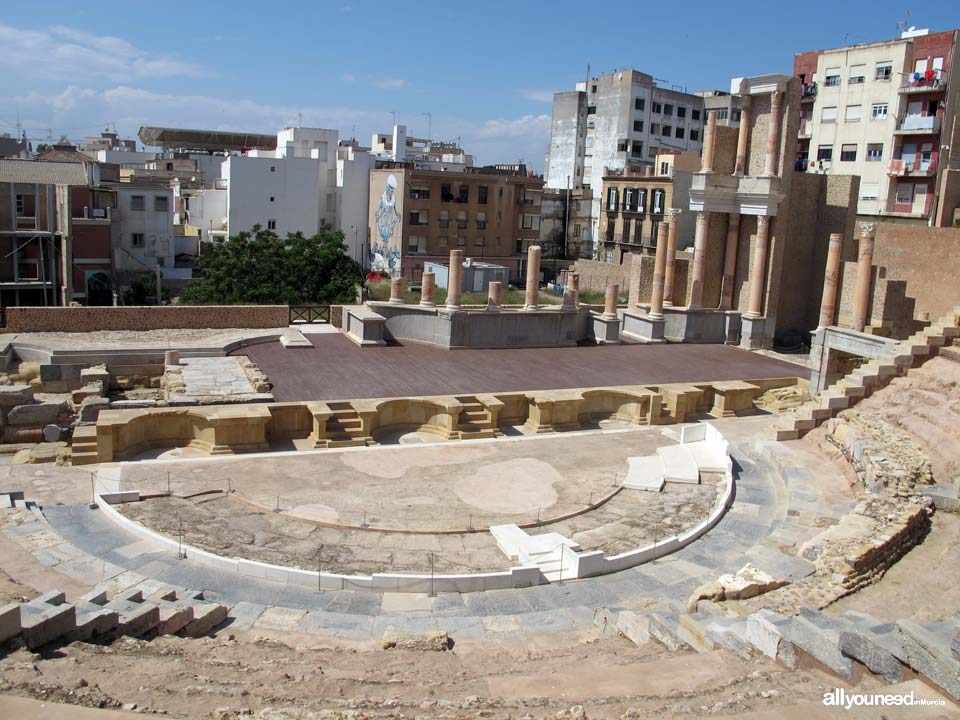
[627,254,691,309]
[836,262,921,338]
[3,306,290,333]
[568,258,633,293]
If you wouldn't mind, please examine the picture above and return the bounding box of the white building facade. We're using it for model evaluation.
[113,182,176,275]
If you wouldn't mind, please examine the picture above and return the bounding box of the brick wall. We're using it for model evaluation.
[3,305,290,333]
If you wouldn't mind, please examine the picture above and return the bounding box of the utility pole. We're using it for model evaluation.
[155,263,161,305]
[422,112,432,148]
[564,174,571,262]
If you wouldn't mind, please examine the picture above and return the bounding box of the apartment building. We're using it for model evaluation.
[539,188,594,265]
[543,69,705,254]
[112,181,176,277]
[370,125,474,171]
[794,28,960,224]
[368,167,543,281]
[597,152,699,265]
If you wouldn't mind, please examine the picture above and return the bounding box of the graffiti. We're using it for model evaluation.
[370,173,402,273]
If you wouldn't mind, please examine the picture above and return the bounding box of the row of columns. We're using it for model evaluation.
[816,222,877,331]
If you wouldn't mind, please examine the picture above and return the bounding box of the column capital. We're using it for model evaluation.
[757,215,771,232]
[666,208,682,221]
[695,210,708,227]
[858,222,877,240]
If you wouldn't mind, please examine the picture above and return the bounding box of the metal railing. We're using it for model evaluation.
[289,305,330,324]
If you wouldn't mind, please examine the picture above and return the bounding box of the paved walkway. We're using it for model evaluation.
[237,334,808,402]
[8,422,854,641]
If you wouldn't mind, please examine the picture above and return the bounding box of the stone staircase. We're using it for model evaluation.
[621,424,728,491]
[70,424,99,466]
[454,396,498,438]
[0,584,229,650]
[490,524,580,582]
[323,401,374,447]
[597,602,960,700]
[772,306,960,441]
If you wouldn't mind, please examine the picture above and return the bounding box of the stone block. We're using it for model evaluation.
[0,602,21,643]
[784,615,852,678]
[381,628,450,651]
[746,609,794,663]
[7,401,67,426]
[155,604,194,636]
[20,601,76,649]
[114,603,160,637]
[952,631,959,662]
[647,612,687,651]
[616,610,651,645]
[71,383,103,405]
[41,424,61,442]
[676,614,716,653]
[109,400,158,409]
[895,619,960,699]
[72,606,119,642]
[181,603,228,637]
[838,628,904,683]
[80,365,110,387]
[79,396,111,423]
[0,384,34,408]
[704,619,755,661]
[593,607,621,635]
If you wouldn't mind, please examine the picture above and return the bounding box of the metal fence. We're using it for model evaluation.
[289,305,330,324]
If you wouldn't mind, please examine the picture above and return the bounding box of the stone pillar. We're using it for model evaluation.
[561,287,576,312]
[486,281,502,311]
[389,277,404,304]
[524,245,542,311]
[420,272,436,307]
[688,211,710,309]
[851,223,877,332]
[164,350,180,366]
[700,111,717,173]
[745,216,771,318]
[763,91,782,177]
[663,208,680,306]
[817,233,843,328]
[602,284,618,320]
[570,272,580,307]
[648,222,670,320]
[446,249,463,310]
[719,213,741,310]
[734,98,751,176]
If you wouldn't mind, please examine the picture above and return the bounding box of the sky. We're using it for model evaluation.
[1,1,956,172]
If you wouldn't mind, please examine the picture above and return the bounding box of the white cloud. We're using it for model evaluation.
[0,23,208,83]
[374,78,407,90]
[519,89,556,103]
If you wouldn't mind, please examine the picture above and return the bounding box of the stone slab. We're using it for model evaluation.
[0,602,21,643]
[657,444,700,484]
[622,456,665,492]
[896,619,960,699]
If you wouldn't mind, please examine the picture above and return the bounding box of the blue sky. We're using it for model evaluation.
[1,1,956,170]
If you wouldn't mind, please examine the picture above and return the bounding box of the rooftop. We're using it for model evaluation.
[138,126,278,152]
[0,158,90,185]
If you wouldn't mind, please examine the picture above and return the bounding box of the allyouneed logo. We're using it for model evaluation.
[822,688,946,709]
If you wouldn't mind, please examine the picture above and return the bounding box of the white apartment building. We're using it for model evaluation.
[543,69,705,255]
[337,144,376,265]
[113,182,176,275]
[370,125,474,171]
[796,28,959,223]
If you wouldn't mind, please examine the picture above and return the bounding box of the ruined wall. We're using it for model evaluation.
[3,305,290,333]
[569,258,633,293]
[627,253,691,308]
[836,262,921,338]
[711,125,738,176]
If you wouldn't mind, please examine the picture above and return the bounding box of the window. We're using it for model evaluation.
[716,109,729,120]
[270,165,276,172]
[457,184,469,203]
[154,196,168,212]
[456,211,467,229]
[407,236,426,254]
[623,188,634,211]
[871,103,888,120]
[573,224,581,238]
[660,161,670,175]
[663,103,673,116]
[662,125,671,137]
[849,64,865,84]
[441,183,452,202]
[165,162,173,171]
[875,62,892,81]
[634,98,645,111]
[821,106,837,124]
[860,182,880,201]
[516,239,523,253]
[651,123,660,135]
[130,195,145,211]
[15,194,24,214]
[476,211,487,230]
[844,105,861,123]
[651,188,665,214]
[438,236,448,248]
[591,84,597,93]
[478,185,488,204]
[652,102,662,114]
[676,106,686,119]
[690,129,699,141]
[636,188,647,212]
[895,183,913,205]
[586,106,596,115]
[267,219,277,230]
[409,209,429,226]
[521,214,539,230]
[409,184,430,200]
[840,144,857,162]
[269,196,275,202]
[824,68,841,86]
[617,140,629,152]
[691,109,701,121]
[866,143,883,161]
[732,109,741,122]
[131,233,144,248]
[675,127,685,139]
[607,187,619,211]
[631,140,643,157]
[438,209,450,228]
[816,145,833,162]
[633,120,644,132]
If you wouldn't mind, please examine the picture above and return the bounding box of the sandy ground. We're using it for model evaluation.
[0,329,286,350]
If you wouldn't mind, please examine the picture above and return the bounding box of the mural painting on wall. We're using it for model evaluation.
[371,173,402,274]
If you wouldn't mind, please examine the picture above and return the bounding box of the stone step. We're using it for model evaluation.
[895,619,960,699]
[656,444,700,484]
[835,381,866,399]
[18,590,77,649]
[71,450,100,466]
[771,426,801,441]
[818,391,849,411]
[704,617,756,661]
[647,612,689,651]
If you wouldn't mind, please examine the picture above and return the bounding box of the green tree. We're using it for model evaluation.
[122,271,171,305]
[178,226,363,305]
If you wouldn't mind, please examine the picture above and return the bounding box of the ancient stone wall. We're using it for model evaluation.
[627,254,691,308]
[568,258,633,293]
[3,305,290,333]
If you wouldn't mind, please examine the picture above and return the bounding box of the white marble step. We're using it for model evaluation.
[656,444,701,484]
[622,455,666,492]
[681,440,728,474]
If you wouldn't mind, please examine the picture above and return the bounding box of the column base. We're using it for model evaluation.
[419,301,436,308]
[739,315,773,350]
[590,314,621,344]
[724,310,742,345]
[388,298,404,305]
[484,305,500,312]
[629,315,665,343]
[524,305,540,312]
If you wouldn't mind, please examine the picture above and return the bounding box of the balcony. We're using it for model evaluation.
[899,73,944,94]
[800,82,818,102]
[887,157,938,177]
[894,115,941,135]
[798,119,812,139]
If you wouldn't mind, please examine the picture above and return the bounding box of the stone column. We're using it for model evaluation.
[389,277,404,304]
[648,222,670,320]
[763,91,782,177]
[446,249,463,310]
[420,272,436,307]
[602,284,618,320]
[719,213,741,310]
[734,98,751,176]
[570,272,580,307]
[663,208,680,306]
[700,111,717,173]
[561,287,576,312]
[486,281,502,311]
[745,216,771,318]
[817,232,843,328]
[524,244,542,311]
[688,211,710,309]
[851,223,877,332]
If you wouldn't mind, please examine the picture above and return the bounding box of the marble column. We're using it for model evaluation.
[420,272,436,307]
[648,222,670,321]
[663,208,681,306]
[561,286,576,311]
[745,216,771,318]
[688,211,710,309]
[602,284,618,320]
[734,98,751,176]
[446,249,463,310]
[570,272,580,307]
[763,91,783,177]
[524,244,542,311]
[486,280,502,311]
[719,213,741,311]
[389,277,404,304]
[851,223,877,332]
[700,111,717,173]
[817,232,843,328]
